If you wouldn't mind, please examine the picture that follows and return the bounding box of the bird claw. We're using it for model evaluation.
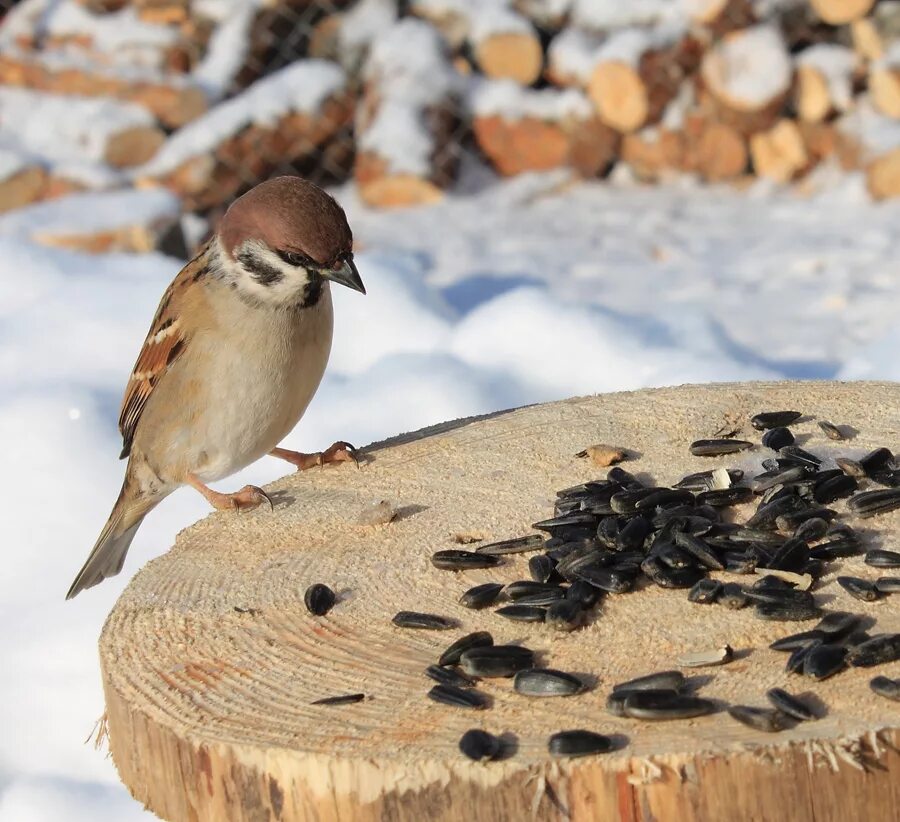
[320,441,358,469]
[232,485,273,512]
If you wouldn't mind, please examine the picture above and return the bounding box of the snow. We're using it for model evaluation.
[191,1,260,99]
[468,5,532,43]
[5,171,900,820]
[340,0,398,51]
[838,98,900,155]
[702,24,791,108]
[572,0,685,30]
[45,1,178,52]
[471,79,592,120]
[0,146,29,181]
[136,60,346,178]
[357,99,436,176]
[797,44,858,112]
[547,28,605,85]
[595,26,682,68]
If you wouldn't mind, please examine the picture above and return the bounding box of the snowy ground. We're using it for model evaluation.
[3,171,900,819]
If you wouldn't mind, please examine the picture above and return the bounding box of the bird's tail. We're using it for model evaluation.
[66,482,158,600]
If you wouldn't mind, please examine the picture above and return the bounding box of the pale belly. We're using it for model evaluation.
[136,289,334,484]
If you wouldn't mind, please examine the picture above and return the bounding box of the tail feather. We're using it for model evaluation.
[66,489,155,600]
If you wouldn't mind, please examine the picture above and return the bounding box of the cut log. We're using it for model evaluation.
[103,125,166,168]
[750,118,810,182]
[870,66,900,117]
[685,0,756,36]
[98,381,900,822]
[472,81,618,176]
[545,27,604,88]
[355,19,462,208]
[794,45,858,123]
[809,0,875,26]
[308,0,397,76]
[700,25,793,134]
[0,53,206,127]
[621,127,685,181]
[588,29,702,133]
[867,145,900,197]
[139,60,351,210]
[0,165,49,213]
[471,11,543,85]
[851,2,900,61]
[683,116,749,181]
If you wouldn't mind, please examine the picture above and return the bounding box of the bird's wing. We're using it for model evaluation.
[118,246,212,459]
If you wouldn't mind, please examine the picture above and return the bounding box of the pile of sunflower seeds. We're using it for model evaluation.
[315,409,900,759]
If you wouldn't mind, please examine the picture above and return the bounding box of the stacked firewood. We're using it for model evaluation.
[1,0,900,223]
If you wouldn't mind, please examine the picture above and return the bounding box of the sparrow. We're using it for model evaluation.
[66,176,366,599]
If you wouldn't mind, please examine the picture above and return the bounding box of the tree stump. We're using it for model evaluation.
[100,381,900,822]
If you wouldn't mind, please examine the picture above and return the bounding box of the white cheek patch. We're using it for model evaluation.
[229,241,313,305]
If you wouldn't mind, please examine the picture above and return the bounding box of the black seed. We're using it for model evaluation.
[836,458,866,478]
[506,580,565,600]
[752,466,809,494]
[766,688,816,721]
[459,729,502,761]
[786,642,820,674]
[548,730,614,757]
[753,574,794,591]
[512,589,567,607]
[813,474,858,504]
[688,578,723,604]
[673,531,725,570]
[751,411,801,430]
[719,582,750,609]
[643,558,704,589]
[546,599,585,631]
[764,537,809,573]
[611,487,665,514]
[860,447,894,475]
[744,587,816,609]
[770,630,826,652]
[724,552,759,574]
[495,604,546,623]
[746,495,805,530]
[392,611,457,630]
[459,582,504,609]
[635,489,695,511]
[529,554,558,582]
[566,579,602,607]
[613,671,686,693]
[514,668,585,697]
[837,576,881,602]
[871,469,900,487]
[756,601,821,622]
[532,514,598,533]
[432,550,503,570]
[574,565,635,593]
[809,538,863,560]
[304,583,336,616]
[817,420,846,440]
[311,693,366,705]
[459,645,534,677]
[865,549,900,568]
[847,634,900,667]
[779,445,822,467]
[870,676,900,701]
[727,705,790,732]
[803,644,847,680]
[848,489,900,518]
[475,534,544,555]
[814,611,862,640]
[427,684,488,709]
[690,439,754,457]
[623,691,716,720]
[793,517,828,543]
[655,543,694,570]
[616,515,652,551]
[776,508,837,530]
[426,665,476,688]
[675,468,744,491]
[875,577,900,593]
[439,632,494,666]
[762,427,795,450]
[696,486,754,507]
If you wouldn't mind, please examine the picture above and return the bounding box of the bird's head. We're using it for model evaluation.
[218,176,365,307]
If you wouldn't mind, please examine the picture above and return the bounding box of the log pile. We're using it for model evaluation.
[1,0,900,232]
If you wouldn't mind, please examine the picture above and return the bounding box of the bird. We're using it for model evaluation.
[66,176,366,599]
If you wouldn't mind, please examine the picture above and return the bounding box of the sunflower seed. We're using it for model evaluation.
[426,665,476,689]
[875,577,900,593]
[762,427,795,450]
[848,489,900,518]
[427,684,488,709]
[675,468,744,491]
[865,549,900,568]
[439,632,494,666]
[531,514,598,533]
[770,630,826,652]
[815,611,862,640]
[548,730,614,757]
[392,611,457,630]
[529,554,557,582]
[495,604,547,623]
[459,582,504,609]
[837,576,881,602]
[513,590,568,607]
[432,550,503,570]
[304,583,336,616]
[674,532,725,570]
[747,495,806,530]
[727,705,790,732]
[677,645,733,668]
[809,538,863,560]
[786,642,820,674]
[611,488,666,514]
[310,693,366,706]
[643,558,704,589]
[870,676,900,701]
[514,668,585,697]
[860,447,895,475]
[616,515,652,551]
[836,458,866,478]
[623,691,717,720]
[566,579,602,607]
[719,582,750,609]
[764,537,810,573]
[613,670,686,693]
[690,439,754,457]
[766,688,816,721]
[780,446,822,467]
[688,578,723,604]
[574,565,635,593]
[546,598,586,631]
[608,466,639,485]
[847,634,900,667]
[506,580,565,600]
[813,475,858,505]
[776,508,837,530]
[803,644,847,680]
[817,420,846,440]
[751,411,801,430]
[793,517,828,543]
[635,489,695,511]
[756,601,821,621]
[696,487,754,507]
[459,646,534,677]
[474,535,544,556]
[459,729,502,761]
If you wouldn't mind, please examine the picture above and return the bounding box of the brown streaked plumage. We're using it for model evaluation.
[67,177,366,600]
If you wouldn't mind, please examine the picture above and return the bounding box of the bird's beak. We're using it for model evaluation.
[321,256,366,294]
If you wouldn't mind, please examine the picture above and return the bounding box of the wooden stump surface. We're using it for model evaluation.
[100,381,900,822]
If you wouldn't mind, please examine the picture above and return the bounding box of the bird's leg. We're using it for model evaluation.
[185,473,273,512]
[270,442,358,471]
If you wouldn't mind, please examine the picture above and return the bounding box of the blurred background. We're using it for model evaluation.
[2,0,900,818]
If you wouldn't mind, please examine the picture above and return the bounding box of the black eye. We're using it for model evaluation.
[277,250,313,268]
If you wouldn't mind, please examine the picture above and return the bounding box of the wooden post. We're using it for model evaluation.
[100,381,900,821]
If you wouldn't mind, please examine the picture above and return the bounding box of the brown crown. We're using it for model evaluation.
[219,176,353,266]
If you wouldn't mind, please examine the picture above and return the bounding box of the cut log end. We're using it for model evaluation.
[809,0,876,26]
[870,68,900,119]
[867,147,900,199]
[357,173,445,208]
[750,119,810,183]
[796,65,832,123]
[588,62,649,133]
[475,32,543,86]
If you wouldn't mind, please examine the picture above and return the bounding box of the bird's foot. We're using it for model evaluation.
[271,442,358,471]
[186,474,273,512]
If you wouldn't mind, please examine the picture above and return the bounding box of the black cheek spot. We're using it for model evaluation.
[237,249,284,286]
